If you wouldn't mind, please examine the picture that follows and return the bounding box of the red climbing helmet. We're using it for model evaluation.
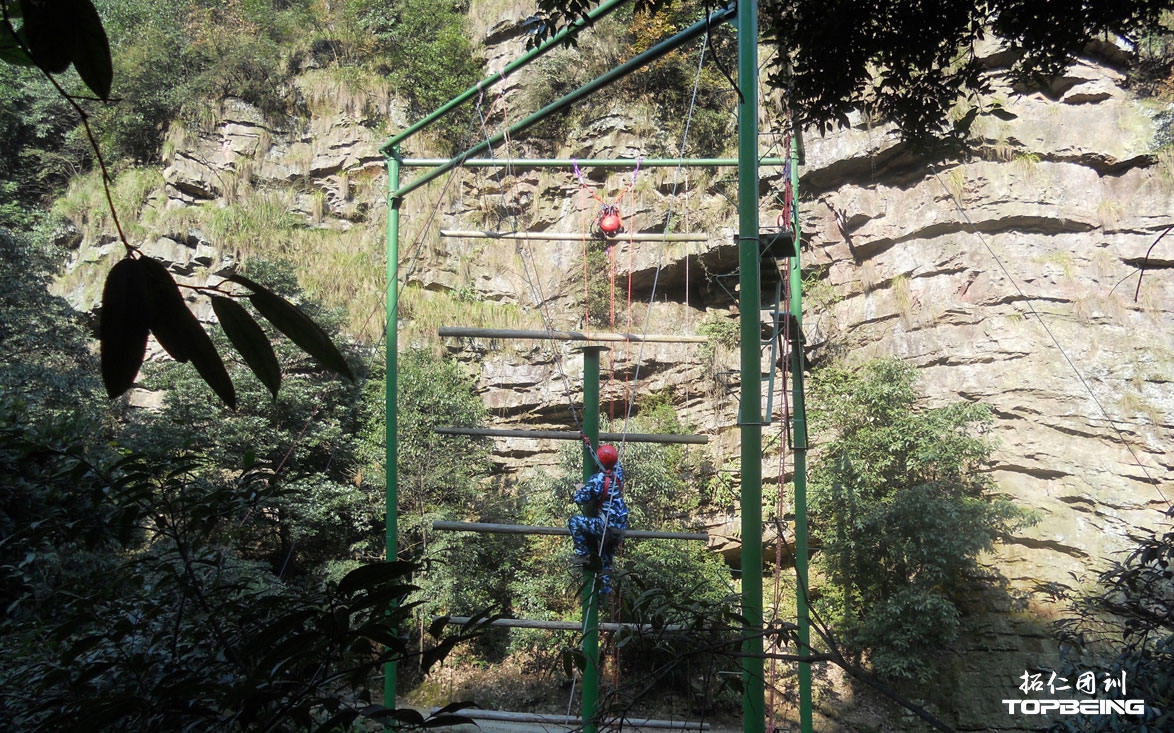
[597,444,619,468]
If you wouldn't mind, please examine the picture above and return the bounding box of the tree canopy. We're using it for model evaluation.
[808,359,1028,682]
[534,0,1174,142]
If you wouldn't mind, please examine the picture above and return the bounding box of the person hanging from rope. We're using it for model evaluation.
[567,434,629,596]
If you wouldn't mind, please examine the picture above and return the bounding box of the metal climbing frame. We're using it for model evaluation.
[380,0,813,730]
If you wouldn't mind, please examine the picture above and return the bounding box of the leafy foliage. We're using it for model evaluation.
[1,0,112,99]
[497,404,735,709]
[1051,508,1174,732]
[0,229,104,415]
[96,253,354,408]
[533,0,1174,144]
[622,0,737,155]
[808,358,1028,682]
[0,65,84,229]
[764,0,1174,144]
[0,243,481,730]
[385,0,483,119]
[120,260,375,577]
[379,349,518,654]
[387,349,493,546]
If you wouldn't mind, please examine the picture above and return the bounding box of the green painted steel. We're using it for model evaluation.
[400,157,788,168]
[379,0,631,155]
[380,2,780,729]
[389,3,737,202]
[736,0,764,730]
[788,134,814,733]
[581,347,605,733]
[384,152,402,716]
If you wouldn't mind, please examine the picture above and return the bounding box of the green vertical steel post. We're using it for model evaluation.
[580,347,604,733]
[384,151,402,716]
[737,0,765,729]
[788,133,814,733]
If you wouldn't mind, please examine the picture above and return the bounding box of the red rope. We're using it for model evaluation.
[581,187,591,334]
[625,211,634,409]
[609,239,616,328]
[767,276,793,730]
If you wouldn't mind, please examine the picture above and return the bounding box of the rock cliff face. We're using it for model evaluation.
[802,58,1174,581]
[56,8,1171,731]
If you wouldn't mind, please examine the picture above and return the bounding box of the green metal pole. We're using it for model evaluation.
[391,3,737,200]
[788,135,814,733]
[379,0,631,156]
[736,0,764,729]
[580,347,604,733]
[384,150,402,716]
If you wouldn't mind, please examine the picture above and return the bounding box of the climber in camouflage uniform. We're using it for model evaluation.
[568,437,629,595]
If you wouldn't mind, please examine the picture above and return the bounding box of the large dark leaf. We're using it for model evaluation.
[99,257,148,399]
[16,0,111,97]
[19,0,71,73]
[70,0,112,99]
[140,256,236,408]
[337,561,416,597]
[228,274,354,381]
[140,256,195,362]
[211,295,281,399]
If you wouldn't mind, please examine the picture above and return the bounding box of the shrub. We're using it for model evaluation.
[809,358,1029,682]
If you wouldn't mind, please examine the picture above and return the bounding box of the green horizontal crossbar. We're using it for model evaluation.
[402,157,789,168]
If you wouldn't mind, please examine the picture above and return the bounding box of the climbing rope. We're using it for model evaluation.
[611,24,712,459]
[452,11,724,714]
[930,169,1168,508]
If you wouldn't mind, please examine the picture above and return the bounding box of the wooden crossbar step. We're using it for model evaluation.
[435,426,708,445]
[432,520,708,541]
[430,706,710,730]
[439,326,708,344]
[440,229,709,243]
[442,615,687,633]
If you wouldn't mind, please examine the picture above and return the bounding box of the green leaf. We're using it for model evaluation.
[211,295,281,399]
[15,0,111,97]
[337,561,415,597]
[99,257,148,399]
[0,20,35,65]
[140,256,236,408]
[421,714,477,729]
[432,701,477,716]
[427,615,450,639]
[383,708,425,726]
[70,0,111,100]
[228,274,354,381]
[139,256,195,362]
[952,107,978,133]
